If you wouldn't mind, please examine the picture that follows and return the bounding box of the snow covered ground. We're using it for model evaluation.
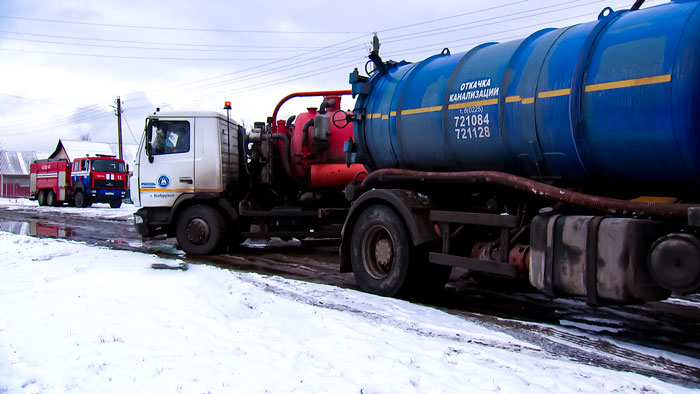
[0,199,695,393]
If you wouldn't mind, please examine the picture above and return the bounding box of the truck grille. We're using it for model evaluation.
[94,179,124,189]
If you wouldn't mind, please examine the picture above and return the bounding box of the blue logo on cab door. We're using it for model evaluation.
[157,175,170,188]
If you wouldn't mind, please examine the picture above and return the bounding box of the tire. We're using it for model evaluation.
[350,204,451,299]
[74,190,89,208]
[46,191,57,207]
[349,205,417,298]
[176,205,228,255]
[37,190,47,206]
[109,199,122,209]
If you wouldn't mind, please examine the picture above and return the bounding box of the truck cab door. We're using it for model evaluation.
[71,159,88,190]
[137,117,195,208]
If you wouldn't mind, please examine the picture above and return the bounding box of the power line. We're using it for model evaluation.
[0,47,361,61]
[121,34,369,103]
[122,1,624,101]
[380,0,592,43]
[0,92,91,109]
[377,0,530,34]
[0,111,113,136]
[191,58,365,102]
[120,112,139,145]
[0,35,352,54]
[0,0,668,138]
[176,44,364,95]
[0,29,349,49]
[382,0,667,58]
[0,99,112,132]
[0,15,365,34]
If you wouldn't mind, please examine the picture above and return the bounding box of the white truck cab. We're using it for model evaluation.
[131,111,241,242]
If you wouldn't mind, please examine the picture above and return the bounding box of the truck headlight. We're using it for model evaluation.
[134,214,143,224]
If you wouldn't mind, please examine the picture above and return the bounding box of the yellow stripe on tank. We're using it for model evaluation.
[401,105,443,115]
[366,74,672,117]
[585,74,671,92]
[538,88,570,98]
[447,98,498,110]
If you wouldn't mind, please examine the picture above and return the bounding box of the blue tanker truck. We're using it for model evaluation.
[132,0,700,305]
[340,0,700,304]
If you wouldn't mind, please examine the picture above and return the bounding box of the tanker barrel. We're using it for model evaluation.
[350,1,700,195]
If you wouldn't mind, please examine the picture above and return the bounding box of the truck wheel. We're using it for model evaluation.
[109,199,122,209]
[46,191,57,207]
[350,204,418,298]
[74,190,88,208]
[176,205,228,255]
[37,190,47,206]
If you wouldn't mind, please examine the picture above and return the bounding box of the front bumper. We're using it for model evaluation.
[133,207,170,237]
[90,188,127,203]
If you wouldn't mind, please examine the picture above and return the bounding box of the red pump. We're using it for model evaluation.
[272,91,365,188]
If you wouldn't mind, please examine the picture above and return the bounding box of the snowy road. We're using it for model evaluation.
[0,198,698,392]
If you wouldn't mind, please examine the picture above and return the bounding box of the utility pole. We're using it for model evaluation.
[115,96,123,160]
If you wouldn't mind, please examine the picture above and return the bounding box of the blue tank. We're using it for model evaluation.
[350,0,700,193]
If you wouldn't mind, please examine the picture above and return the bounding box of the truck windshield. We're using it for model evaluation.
[150,120,190,155]
[92,159,125,173]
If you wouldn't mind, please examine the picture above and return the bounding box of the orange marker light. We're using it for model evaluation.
[224,101,232,110]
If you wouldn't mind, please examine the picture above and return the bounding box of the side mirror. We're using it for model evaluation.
[145,139,154,163]
[145,119,156,163]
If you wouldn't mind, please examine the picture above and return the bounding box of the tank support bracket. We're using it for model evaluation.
[586,216,605,306]
[429,252,518,277]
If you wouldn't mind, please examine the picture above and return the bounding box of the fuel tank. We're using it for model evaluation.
[350,1,700,193]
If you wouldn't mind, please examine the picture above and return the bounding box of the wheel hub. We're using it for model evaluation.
[362,225,394,280]
[186,218,210,245]
[375,239,393,267]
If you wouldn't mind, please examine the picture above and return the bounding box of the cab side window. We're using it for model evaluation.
[150,121,190,155]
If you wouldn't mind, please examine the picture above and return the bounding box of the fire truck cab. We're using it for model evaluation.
[30,155,128,208]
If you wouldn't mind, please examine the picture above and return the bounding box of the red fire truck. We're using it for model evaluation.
[29,155,128,208]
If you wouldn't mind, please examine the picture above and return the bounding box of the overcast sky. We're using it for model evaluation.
[0,0,667,154]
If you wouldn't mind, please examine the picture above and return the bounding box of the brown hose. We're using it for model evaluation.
[361,169,698,218]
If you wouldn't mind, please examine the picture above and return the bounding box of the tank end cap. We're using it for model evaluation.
[648,233,700,294]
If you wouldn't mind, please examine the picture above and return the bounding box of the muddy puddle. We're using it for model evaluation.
[0,220,74,239]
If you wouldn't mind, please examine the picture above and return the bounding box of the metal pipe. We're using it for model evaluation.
[360,169,699,218]
[270,90,351,134]
[302,119,314,147]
